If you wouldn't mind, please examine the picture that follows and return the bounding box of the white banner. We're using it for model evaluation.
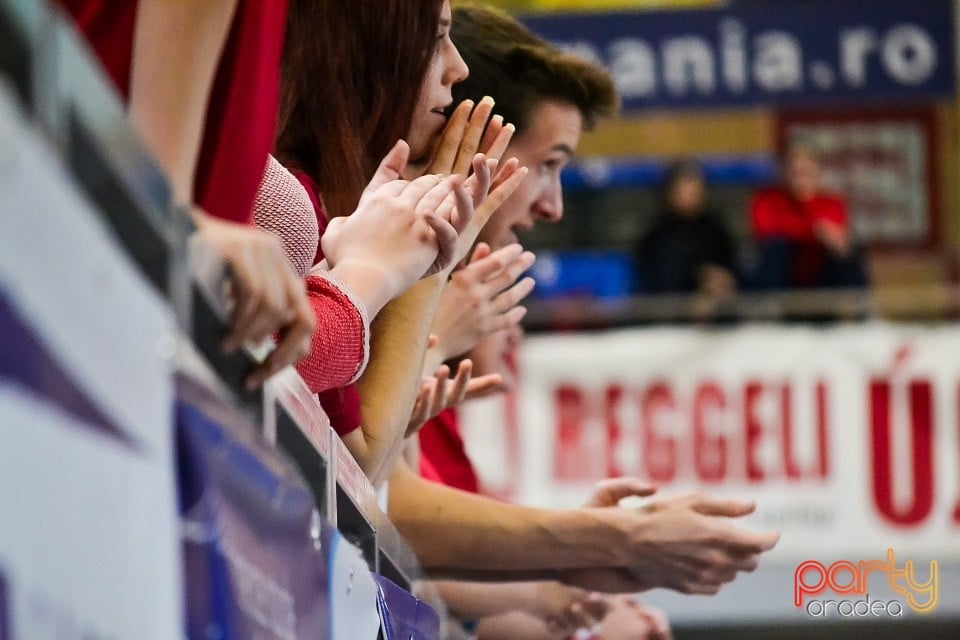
[461,325,960,621]
[0,87,181,639]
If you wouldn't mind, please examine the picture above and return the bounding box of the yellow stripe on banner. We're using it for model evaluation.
[577,108,775,158]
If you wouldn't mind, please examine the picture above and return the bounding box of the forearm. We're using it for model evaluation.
[355,275,446,483]
[130,0,238,205]
[431,581,541,621]
[387,459,621,574]
[476,612,564,640]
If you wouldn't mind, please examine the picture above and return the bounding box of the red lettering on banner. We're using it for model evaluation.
[604,385,624,478]
[782,385,802,480]
[744,381,766,482]
[550,377,833,486]
[869,379,935,526]
[693,382,727,483]
[641,382,677,482]
[817,382,830,479]
[553,385,591,481]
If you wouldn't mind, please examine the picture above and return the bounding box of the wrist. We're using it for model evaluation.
[540,508,627,568]
[328,259,399,319]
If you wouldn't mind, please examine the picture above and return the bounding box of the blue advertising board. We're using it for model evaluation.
[522,0,956,111]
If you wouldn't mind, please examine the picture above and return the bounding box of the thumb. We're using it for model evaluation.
[365,140,409,193]
[470,242,492,264]
[585,477,658,508]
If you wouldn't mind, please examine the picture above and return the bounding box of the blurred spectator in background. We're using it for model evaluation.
[634,158,738,300]
[749,142,868,291]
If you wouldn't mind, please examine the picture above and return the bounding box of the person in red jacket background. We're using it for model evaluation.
[749,142,868,291]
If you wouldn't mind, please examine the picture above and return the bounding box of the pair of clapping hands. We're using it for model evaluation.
[321,96,526,317]
[324,97,537,432]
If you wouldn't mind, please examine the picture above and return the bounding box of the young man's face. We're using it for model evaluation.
[478,100,583,251]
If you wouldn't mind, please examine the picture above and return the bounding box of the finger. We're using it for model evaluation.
[448,176,475,233]
[469,241,491,262]
[488,305,527,334]
[453,96,495,175]
[489,156,521,191]
[690,497,756,518]
[447,359,473,407]
[364,140,410,195]
[429,100,473,174]
[478,114,504,156]
[224,251,269,350]
[247,281,314,389]
[467,153,493,209]
[484,242,526,266]
[463,165,528,243]
[428,366,450,418]
[423,210,459,275]
[490,277,536,315]
[409,383,432,429]
[434,191,457,228]
[464,244,524,283]
[485,121,516,164]
[483,249,536,289]
[400,173,446,206]
[587,477,659,508]
[427,334,439,349]
[724,530,780,555]
[239,264,291,345]
[464,373,507,401]
[414,175,457,218]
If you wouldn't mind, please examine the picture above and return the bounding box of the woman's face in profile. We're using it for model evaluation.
[407,0,469,160]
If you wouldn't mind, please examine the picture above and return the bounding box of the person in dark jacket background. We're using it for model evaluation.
[635,158,738,300]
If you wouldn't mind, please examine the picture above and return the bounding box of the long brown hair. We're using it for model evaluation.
[277,0,442,218]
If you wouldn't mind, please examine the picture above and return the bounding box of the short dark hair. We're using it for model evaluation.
[451,3,619,135]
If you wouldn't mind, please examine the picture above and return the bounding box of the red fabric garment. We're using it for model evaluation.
[317,385,362,438]
[60,0,136,95]
[298,274,369,393]
[418,409,481,494]
[60,0,287,224]
[288,168,367,433]
[750,186,848,243]
[419,452,444,484]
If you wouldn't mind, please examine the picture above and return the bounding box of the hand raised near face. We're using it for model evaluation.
[419,97,515,179]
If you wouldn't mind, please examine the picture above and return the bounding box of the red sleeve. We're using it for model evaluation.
[813,196,848,231]
[59,0,136,96]
[272,164,368,392]
[295,274,368,393]
[63,0,288,225]
[750,188,784,240]
[317,385,361,437]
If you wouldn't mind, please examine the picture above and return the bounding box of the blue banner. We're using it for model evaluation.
[522,0,956,111]
[177,376,333,640]
[0,570,8,640]
[375,575,440,640]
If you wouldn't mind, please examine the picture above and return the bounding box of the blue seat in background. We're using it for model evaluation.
[529,251,637,301]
